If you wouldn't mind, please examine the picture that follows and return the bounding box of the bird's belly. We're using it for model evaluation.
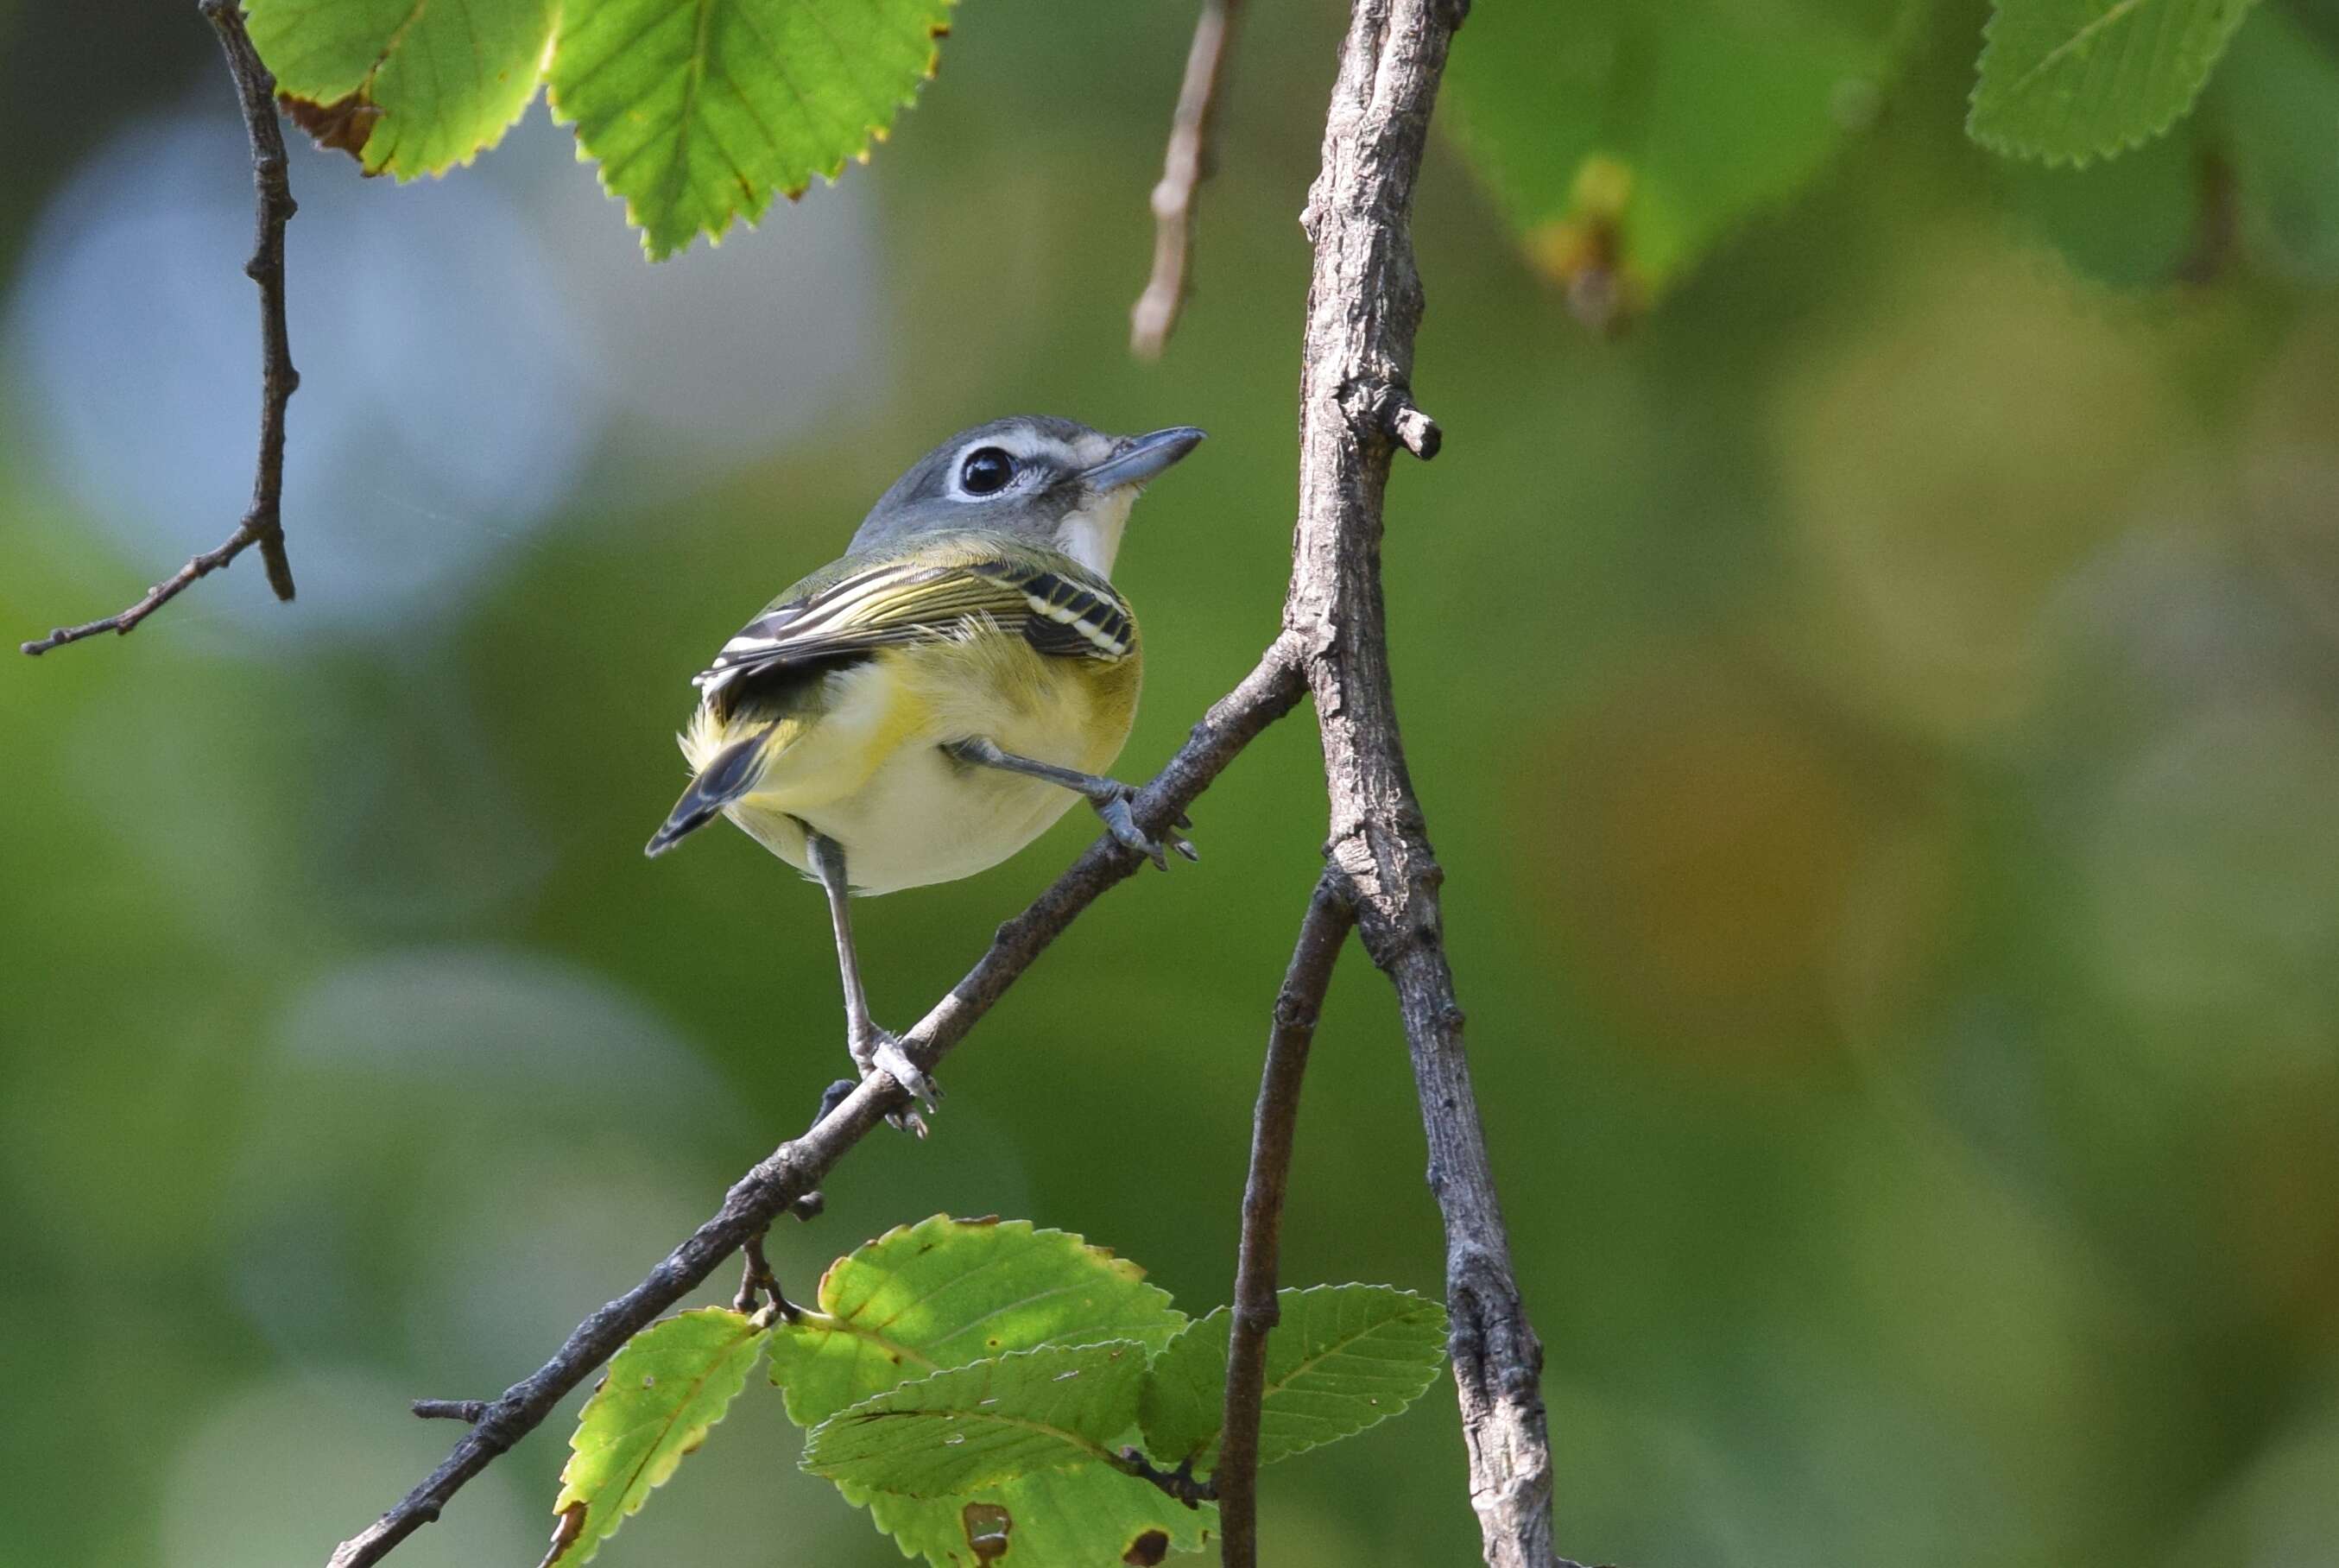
[719,642,1139,895]
[793,745,1082,895]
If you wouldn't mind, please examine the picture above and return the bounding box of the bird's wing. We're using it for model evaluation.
[693,550,1135,701]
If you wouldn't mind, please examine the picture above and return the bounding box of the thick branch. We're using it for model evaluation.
[22,0,298,656]
[1217,873,1354,1568]
[1280,3,1562,1565]
[1129,0,1243,359]
[323,636,1306,1568]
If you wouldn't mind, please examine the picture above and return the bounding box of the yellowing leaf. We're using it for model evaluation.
[244,0,559,177]
[548,1307,769,1565]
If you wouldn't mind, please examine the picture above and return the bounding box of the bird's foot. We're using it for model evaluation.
[850,1027,940,1135]
[1088,782,1198,870]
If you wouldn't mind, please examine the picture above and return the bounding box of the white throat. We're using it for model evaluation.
[1054,489,1137,578]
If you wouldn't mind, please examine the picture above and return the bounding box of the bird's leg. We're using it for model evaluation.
[806,830,938,1129]
[943,737,1198,869]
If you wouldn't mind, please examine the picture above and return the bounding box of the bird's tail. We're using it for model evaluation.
[644,729,771,857]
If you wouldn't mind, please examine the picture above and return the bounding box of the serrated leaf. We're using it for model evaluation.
[766,1215,1185,1431]
[2214,4,2339,281]
[548,1307,769,1565]
[803,1341,1148,1498]
[1443,0,1913,322]
[1969,0,2260,165]
[244,0,559,177]
[547,0,957,259]
[1138,1287,1449,1470]
[860,1470,1215,1568]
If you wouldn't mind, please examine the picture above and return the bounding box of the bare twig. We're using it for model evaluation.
[1112,1446,1218,1508]
[731,1226,810,1320]
[408,1400,488,1424]
[1278,2,1560,1563]
[1217,873,1354,1568]
[327,0,1571,1563]
[732,1228,775,1315]
[321,637,1307,1568]
[21,0,298,656]
[1129,0,1243,359]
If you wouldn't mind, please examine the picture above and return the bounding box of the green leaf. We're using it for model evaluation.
[1138,1287,1449,1470]
[766,1215,1185,1430]
[547,0,957,260]
[547,1307,770,1565]
[802,1341,1148,1497]
[863,1470,1214,1568]
[1998,112,2207,286]
[1969,0,2261,165]
[2214,5,2339,281]
[1442,0,1913,321]
[243,0,559,177]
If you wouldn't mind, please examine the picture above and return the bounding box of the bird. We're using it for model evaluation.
[645,415,1206,1121]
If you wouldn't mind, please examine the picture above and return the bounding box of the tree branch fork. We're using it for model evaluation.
[255,0,1556,1563]
[324,365,1501,1568]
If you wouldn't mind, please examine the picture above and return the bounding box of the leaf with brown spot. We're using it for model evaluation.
[864,1469,1213,1568]
[277,92,382,163]
[535,1502,586,1568]
[1122,1527,1171,1565]
[548,1307,769,1565]
[961,1502,1012,1565]
[243,0,559,178]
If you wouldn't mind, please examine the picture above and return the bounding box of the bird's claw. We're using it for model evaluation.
[1092,787,1198,869]
[852,1028,939,1135]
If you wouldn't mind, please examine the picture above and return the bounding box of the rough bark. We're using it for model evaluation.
[1278,3,1562,1564]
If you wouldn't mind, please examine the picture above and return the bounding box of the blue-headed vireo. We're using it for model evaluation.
[646,416,1206,1115]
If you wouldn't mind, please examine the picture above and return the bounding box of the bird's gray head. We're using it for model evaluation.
[850,415,1205,579]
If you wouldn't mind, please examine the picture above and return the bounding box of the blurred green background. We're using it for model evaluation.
[5,2,2339,1565]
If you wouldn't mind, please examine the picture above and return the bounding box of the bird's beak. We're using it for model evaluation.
[1081,426,1206,491]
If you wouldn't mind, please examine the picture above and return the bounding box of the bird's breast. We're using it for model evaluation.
[720,635,1141,895]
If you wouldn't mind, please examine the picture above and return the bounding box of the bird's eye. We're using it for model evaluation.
[959,447,1015,496]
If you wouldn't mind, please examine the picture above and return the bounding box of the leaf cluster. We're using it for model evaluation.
[243,0,957,257]
[235,0,2339,306]
[545,1217,1448,1568]
[1440,0,2339,319]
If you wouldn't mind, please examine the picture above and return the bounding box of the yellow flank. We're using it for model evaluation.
[676,621,1143,893]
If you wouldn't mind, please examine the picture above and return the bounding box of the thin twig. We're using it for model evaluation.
[1112,1446,1218,1508]
[1217,874,1354,1568]
[321,637,1307,1568]
[1129,0,1243,359]
[1279,3,1563,1565]
[327,2,1571,1563]
[21,0,298,656]
[731,1228,808,1320]
[408,1400,489,1424]
[732,1228,774,1315]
